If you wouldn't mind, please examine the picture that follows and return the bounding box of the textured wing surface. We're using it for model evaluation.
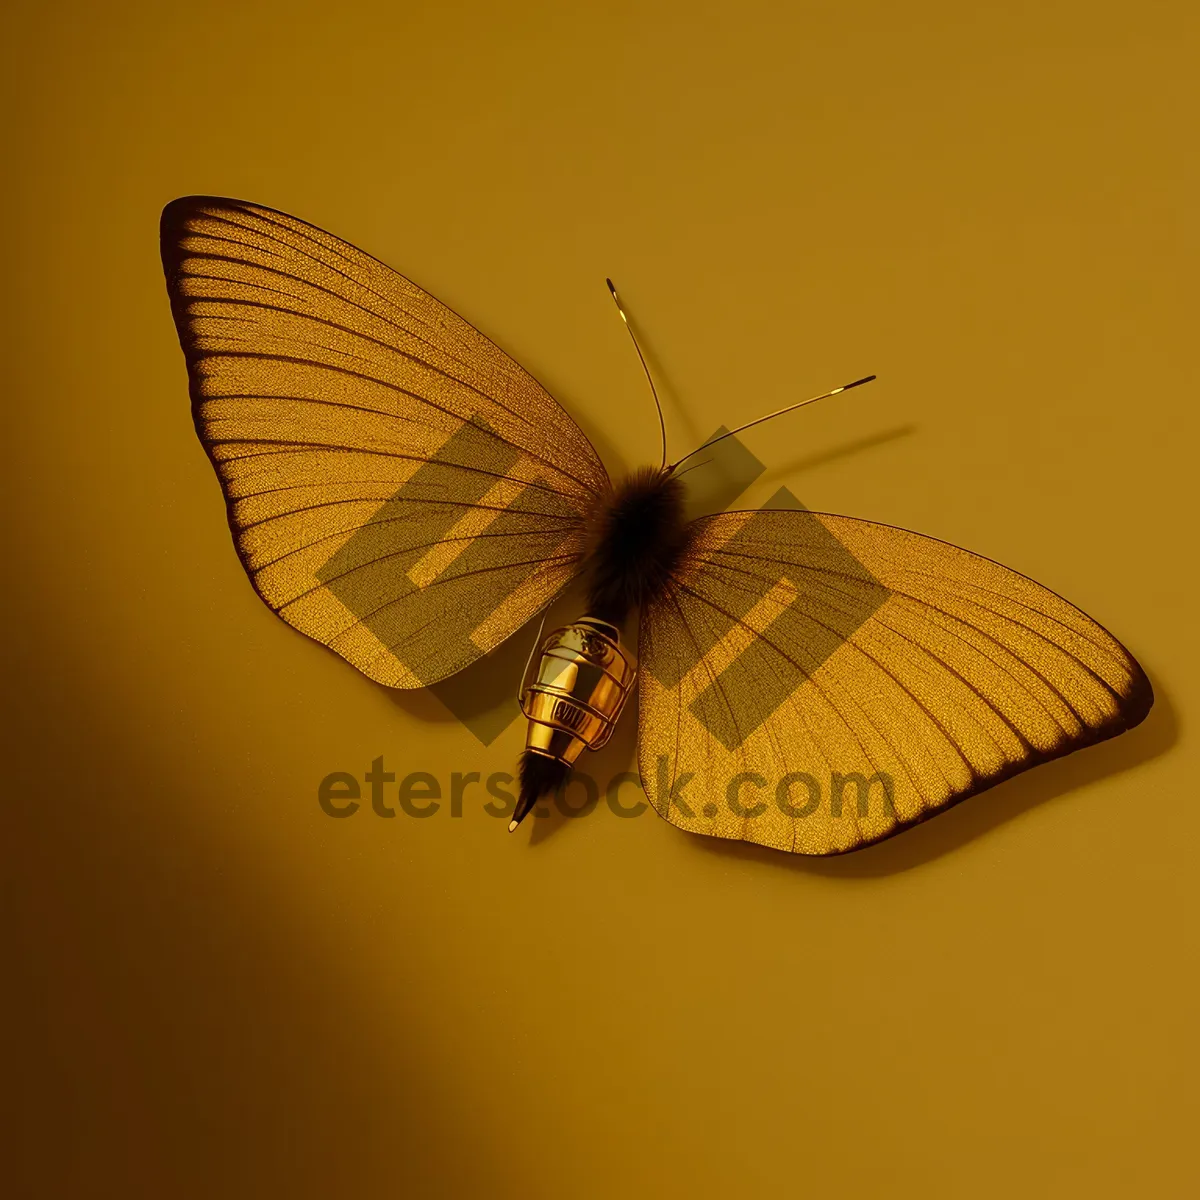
[161,197,608,686]
[638,508,1152,854]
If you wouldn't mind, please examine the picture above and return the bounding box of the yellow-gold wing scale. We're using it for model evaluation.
[161,197,608,688]
[637,509,1152,854]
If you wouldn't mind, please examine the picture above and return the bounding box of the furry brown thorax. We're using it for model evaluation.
[582,466,688,628]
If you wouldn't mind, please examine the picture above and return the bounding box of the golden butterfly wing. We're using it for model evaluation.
[637,508,1152,854]
[161,196,608,688]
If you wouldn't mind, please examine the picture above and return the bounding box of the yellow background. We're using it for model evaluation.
[5,2,1197,1195]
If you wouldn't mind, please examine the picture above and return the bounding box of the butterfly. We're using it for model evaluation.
[160,196,1153,855]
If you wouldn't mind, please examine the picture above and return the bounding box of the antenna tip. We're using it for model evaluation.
[606,278,628,320]
[843,374,877,390]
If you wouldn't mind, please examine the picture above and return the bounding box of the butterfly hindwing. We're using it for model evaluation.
[161,197,609,687]
[637,508,1152,854]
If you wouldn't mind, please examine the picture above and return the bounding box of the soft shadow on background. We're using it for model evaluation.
[757,424,917,489]
[7,694,520,1199]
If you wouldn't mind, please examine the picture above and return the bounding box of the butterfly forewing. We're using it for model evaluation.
[638,509,1152,854]
[161,197,609,686]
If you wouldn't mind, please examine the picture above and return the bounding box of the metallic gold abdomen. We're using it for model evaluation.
[519,617,637,766]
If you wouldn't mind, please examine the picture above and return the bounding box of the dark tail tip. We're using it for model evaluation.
[510,751,571,832]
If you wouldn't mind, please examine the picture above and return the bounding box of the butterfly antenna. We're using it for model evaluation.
[606,278,668,470]
[672,456,714,480]
[668,375,877,473]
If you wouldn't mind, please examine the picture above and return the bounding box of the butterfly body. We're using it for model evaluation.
[512,468,685,825]
[161,196,1152,856]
